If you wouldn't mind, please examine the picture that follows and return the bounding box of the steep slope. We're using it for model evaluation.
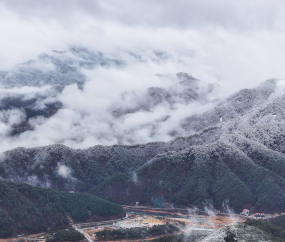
[181,78,279,134]
[0,179,123,238]
[0,123,225,191]
[91,135,285,212]
[1,79,285,212]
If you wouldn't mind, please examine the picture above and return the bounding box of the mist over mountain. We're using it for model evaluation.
[1,75,285,213]
[0,48,223,152]
[0,47,126,89]
[3,1,285,241]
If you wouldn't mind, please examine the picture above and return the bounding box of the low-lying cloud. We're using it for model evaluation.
[57,164,71,178]
[0,1,285,151]
[0,52,219,151]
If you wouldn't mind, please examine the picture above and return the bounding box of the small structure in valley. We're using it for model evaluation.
[240,209,249,216]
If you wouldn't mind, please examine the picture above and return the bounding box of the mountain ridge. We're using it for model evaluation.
[1,75,285,213]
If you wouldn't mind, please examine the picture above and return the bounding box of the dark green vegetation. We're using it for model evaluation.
[150,234,184,242]
[4,131,285,213]
[149,232,211,242]
[270,215,285,230]
[245,219,285,242]
[60,192,123,221]
[47,229,84,242]
[91,136,285,213]
[3,131,285,213]
[0,179,123,238]
[96,223,179,241]
[2,79,285,213]
[0,208,15,237]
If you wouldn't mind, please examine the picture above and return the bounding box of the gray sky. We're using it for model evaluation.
[1,0,284,29]
[1,0,285,90]
[0,0,285,150]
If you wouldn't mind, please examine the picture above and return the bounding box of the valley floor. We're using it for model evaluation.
[74,207,244,241]
[0,207,254,242]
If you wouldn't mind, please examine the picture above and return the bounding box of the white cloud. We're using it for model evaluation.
[0,0,284,151]
[57,164,71,178]
[0,0,284,90]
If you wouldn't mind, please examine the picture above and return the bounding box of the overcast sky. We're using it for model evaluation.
[0,0,285,150]
[1,0,285,90]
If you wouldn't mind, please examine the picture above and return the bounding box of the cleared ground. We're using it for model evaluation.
[80,209,244,241]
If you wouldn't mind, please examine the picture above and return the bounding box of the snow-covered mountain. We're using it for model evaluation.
[1,47,283,149]
[3,48,285,213]
[112,72,219,120]
[0,48,221,147]
[0,47,126,89]
[1,74,285,213]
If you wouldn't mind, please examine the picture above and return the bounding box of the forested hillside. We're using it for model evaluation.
[90,135,285,212]
[1,79,285,213]
[0,179,124,238]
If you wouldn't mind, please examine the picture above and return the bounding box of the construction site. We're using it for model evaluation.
[6,206,282,242]
[71,206,244,241]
